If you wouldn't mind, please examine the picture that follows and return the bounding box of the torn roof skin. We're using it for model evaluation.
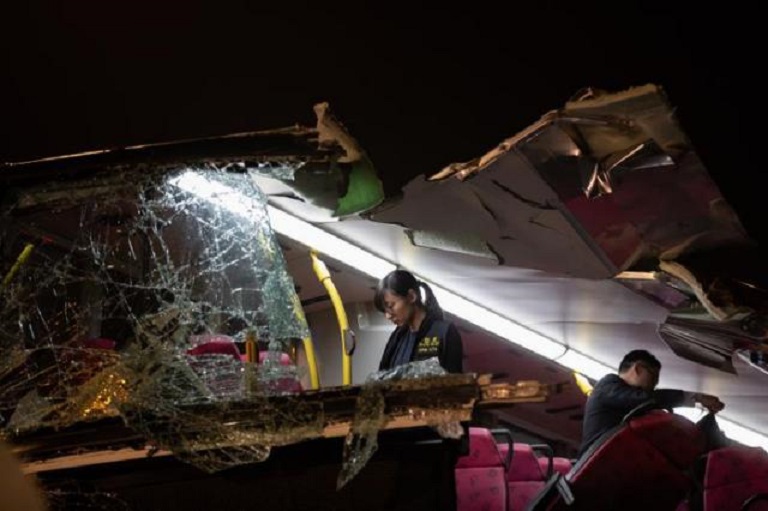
[369,84,767,374]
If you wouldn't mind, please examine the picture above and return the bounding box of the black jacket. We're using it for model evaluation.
[580,374,691,455]
[378,314,463,373]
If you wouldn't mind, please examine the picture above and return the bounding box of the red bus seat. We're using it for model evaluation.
[187,334,241,360]
[455,427,508,511]
[701,445,768,511]
[529,411,705,510]
[505,443,547,510]
[530,445,571,479]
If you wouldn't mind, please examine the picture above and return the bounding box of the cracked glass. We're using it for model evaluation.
[0,164,311,472]
[336,357,466,489]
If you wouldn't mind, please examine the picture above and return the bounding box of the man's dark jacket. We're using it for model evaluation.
[580,374,689,455]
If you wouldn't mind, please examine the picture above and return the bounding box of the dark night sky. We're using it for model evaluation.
[1,3,763,244]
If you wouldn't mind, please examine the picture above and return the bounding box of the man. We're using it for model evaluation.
[580,349,724,455]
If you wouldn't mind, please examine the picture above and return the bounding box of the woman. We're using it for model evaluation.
[374,269,463,373]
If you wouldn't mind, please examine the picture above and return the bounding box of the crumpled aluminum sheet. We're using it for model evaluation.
[658,314,768,375]
[372,85,751,281]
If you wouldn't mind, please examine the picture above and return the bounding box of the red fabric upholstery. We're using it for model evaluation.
[509,444,545,482]
[703,446,768,511]
[509,481,545,510]
[187,335,241,360]
[257,351,293,365]
[456,428,506,469]
[537,457,550,478]
[187,334,296,366]
[743,497,768,511]
[504,444,546,510]
[238,352,294,364]
[551,457,572,476]
[455,427,507,511]
[257,351,302,391]
[537,456,572,477]
[186,335,302,393]
[81,337,117,350]
[536,412,705,510]
[628,410,706,469]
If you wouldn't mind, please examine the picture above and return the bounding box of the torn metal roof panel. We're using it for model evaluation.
[371,148,615,278]
[1,102,385,219]
[319,83,768,435]
[375,84,751,280]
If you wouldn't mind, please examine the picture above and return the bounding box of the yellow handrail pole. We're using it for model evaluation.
[301,336,321,390]
[310,251,352,386]
[574,372,594,396]
[2,243,35,289]
[290,282,321,390]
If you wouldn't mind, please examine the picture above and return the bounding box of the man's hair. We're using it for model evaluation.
[618,350,661,373]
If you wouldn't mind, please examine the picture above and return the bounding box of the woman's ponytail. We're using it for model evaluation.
[374,269,444,319]
[418,281,444,320]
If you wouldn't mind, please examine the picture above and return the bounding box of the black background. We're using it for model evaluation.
[2,3,762,244]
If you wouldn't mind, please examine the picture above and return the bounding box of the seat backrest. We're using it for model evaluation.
[532,411,704,511]
[743,494,768,511]
[703,446,768,511]
[187,334,241,361]
[258,351,302,392]
[455,427,507,511]
[258,351,293,366]
[530,445,571,480]
[509,444,545,482]
[628,409,706,469]
[188,336,303,393]
[506,443,546,510]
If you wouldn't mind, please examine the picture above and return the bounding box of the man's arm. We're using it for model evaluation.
[594,376,661,410]
[595,377,724,413]
[656,390,724,413]
[650,389,690,409]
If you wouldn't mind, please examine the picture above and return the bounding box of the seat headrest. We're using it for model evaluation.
[629,411,705,468]
[455,427,504,468]
[705,446,768,489]
[551,457,572,476]
[187,337,241,360]
[259,351,293,366]
[508,444,545,482]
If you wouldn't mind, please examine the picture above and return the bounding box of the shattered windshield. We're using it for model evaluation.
[0,164,310,471]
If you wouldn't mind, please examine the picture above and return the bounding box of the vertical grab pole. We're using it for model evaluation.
[310,251,353,386]
[302,337,321,390]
